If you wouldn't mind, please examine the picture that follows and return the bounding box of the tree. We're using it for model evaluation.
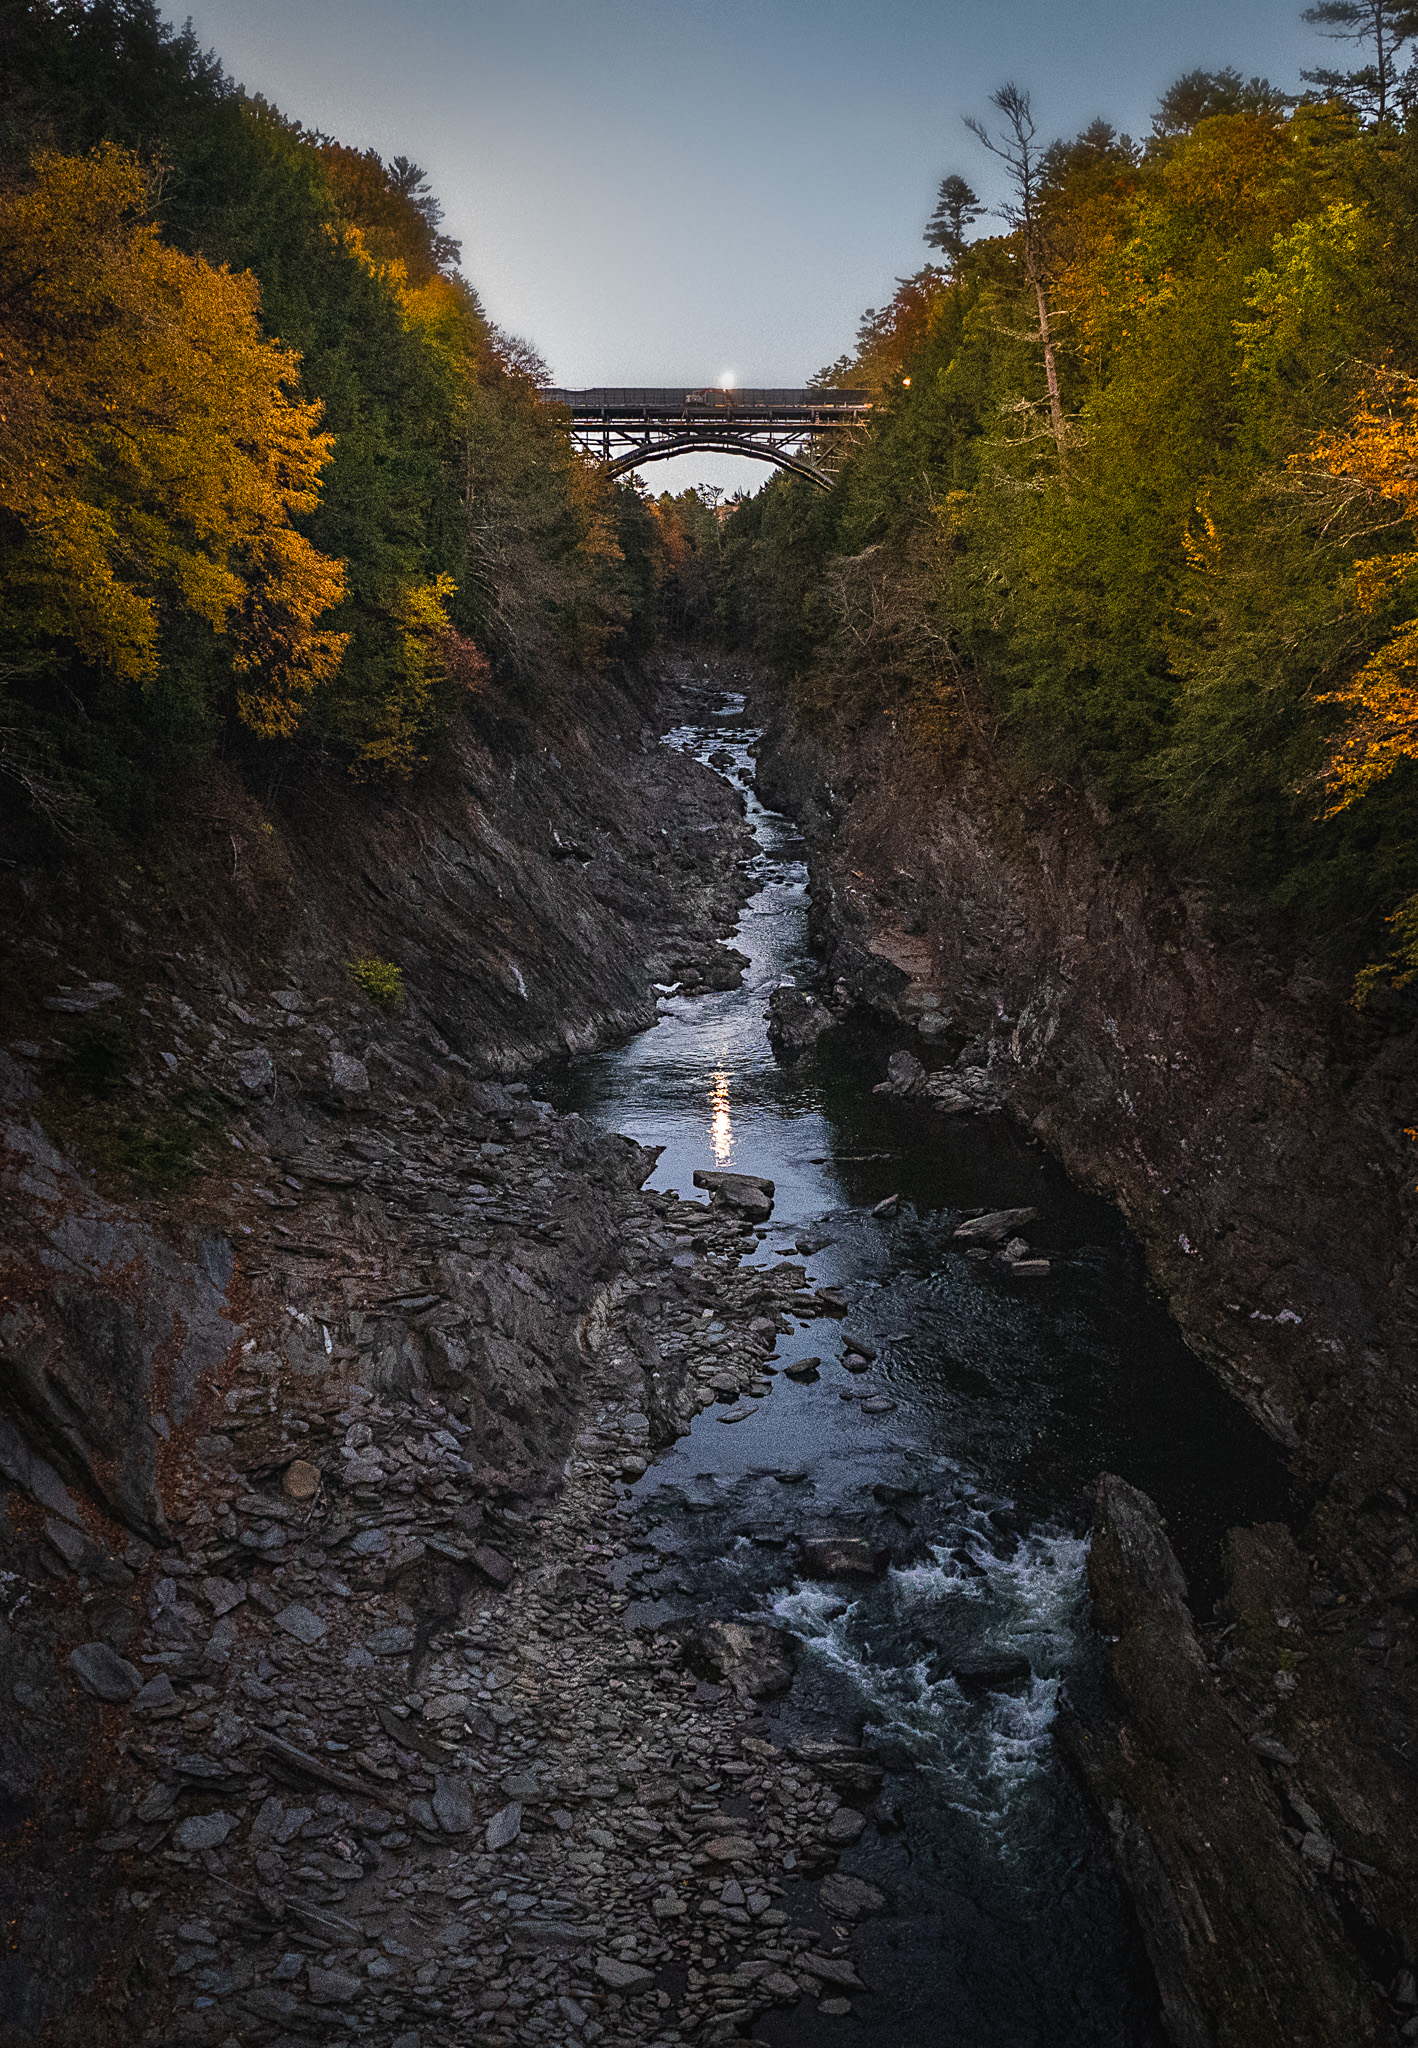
[1299,371,1418,808]
[1301,0,1418,124]
[0,144,348,736]
[1152,68,1290,137]
[965,83,1067,463]
[924,173,983,274]
[388,155,462,272]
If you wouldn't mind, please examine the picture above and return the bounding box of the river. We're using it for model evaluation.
[554,673,1292,2047]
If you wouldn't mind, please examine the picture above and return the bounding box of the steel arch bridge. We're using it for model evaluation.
[539,386,870,490]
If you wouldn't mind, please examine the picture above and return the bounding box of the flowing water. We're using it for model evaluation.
[552,679,1293,2046]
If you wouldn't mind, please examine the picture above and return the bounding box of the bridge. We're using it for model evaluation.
[539,386,871,489]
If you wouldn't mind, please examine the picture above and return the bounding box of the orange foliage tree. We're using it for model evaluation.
[0,145,349,737]
[1302,370,1418,809]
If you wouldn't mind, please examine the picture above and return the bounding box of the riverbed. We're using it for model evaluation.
[556,672,1293,2046]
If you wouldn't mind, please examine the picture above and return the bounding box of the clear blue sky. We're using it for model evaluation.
[168,0,1321,493]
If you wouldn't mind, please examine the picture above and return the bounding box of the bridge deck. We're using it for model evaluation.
[542,386,869,422]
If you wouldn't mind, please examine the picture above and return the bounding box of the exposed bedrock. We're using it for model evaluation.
[0,655,760,2046]
[754,717,1418,1500]
[1062,1477,1393,2048]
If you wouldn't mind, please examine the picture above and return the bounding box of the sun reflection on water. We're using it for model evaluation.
[709,1068,732,1165]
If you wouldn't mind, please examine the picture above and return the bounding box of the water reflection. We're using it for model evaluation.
[709,1066,732,1164]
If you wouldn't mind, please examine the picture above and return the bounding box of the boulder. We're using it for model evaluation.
[801,1953,866,1990]
[432,1773,474,1834]
[950,1651,1033,1691]
[173,1811,236,1851]
[767,987,837,1061]
[485,1800,522,1851]
[952,1207,1038,1246]
[921,1066,999,1114]
[792,1741,884,1794]
[872,1480,921,1507]
[236,1046,275,1095]
[875,1049,927,1098]
[306,1966,360,2005]
[595,1955,655,1994]
[69,1641,141,1702]
[46,1518,98,1572]
[703,1835,757,1862]
[692,1170,775,1221]
[826,1806,866,1844]
[874,1047,999,1114]
[282,1459,321,1501]
[683,1619,798,1699]
[472,1544,515,1587]
[801,1537,889,1581]
[329,1050,370,1098]
[274,1603,326,1645]
[819,1873,887,1918]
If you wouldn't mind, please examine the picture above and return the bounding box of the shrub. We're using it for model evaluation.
[347,956,404,1008]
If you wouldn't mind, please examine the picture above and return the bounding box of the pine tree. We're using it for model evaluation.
[924,173,983,275]
[1301,0,1418,123]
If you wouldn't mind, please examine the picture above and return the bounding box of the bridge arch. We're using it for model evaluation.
[603,435,832,490]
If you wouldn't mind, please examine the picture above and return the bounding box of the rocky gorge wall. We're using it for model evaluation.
[754,704,1418,2045]
[0,653,772,2044]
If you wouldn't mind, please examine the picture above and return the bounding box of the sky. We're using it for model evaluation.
[168,0,1322,494]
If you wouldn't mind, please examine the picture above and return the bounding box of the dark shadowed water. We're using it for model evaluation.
[551,679,1293,2047]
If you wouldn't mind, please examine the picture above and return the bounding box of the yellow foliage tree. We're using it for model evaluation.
[349,571,489,779]
[0,144,348,735]
[1302,370,1418,809]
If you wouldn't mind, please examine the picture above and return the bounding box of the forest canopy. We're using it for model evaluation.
[0,0,696,821]
[721,34,1418,990]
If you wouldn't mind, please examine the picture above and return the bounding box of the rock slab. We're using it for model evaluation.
[1062,1475,1387,2048]
[68,1641,141,1702]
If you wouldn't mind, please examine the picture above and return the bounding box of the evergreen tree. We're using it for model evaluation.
[924,173,983,274]
[1301,0,1418,123]
[1152,67,1290,136]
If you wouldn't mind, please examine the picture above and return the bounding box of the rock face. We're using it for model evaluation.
[0,656,770,2047]
[756,689,1418,2035]
[757,714,1418,1499]
[766,985,837,1060]
[0,1113,238,1540]
[1063,1478,1388,2047]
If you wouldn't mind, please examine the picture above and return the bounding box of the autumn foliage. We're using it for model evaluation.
[723,81,1418,986]
[0,144,347,731]
[0,1,656,815]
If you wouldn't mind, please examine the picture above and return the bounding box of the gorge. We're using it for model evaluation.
[4,6,1418,2043]
[3,649,1414,2048]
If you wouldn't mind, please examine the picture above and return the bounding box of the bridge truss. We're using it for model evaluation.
[539,387,871,489]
